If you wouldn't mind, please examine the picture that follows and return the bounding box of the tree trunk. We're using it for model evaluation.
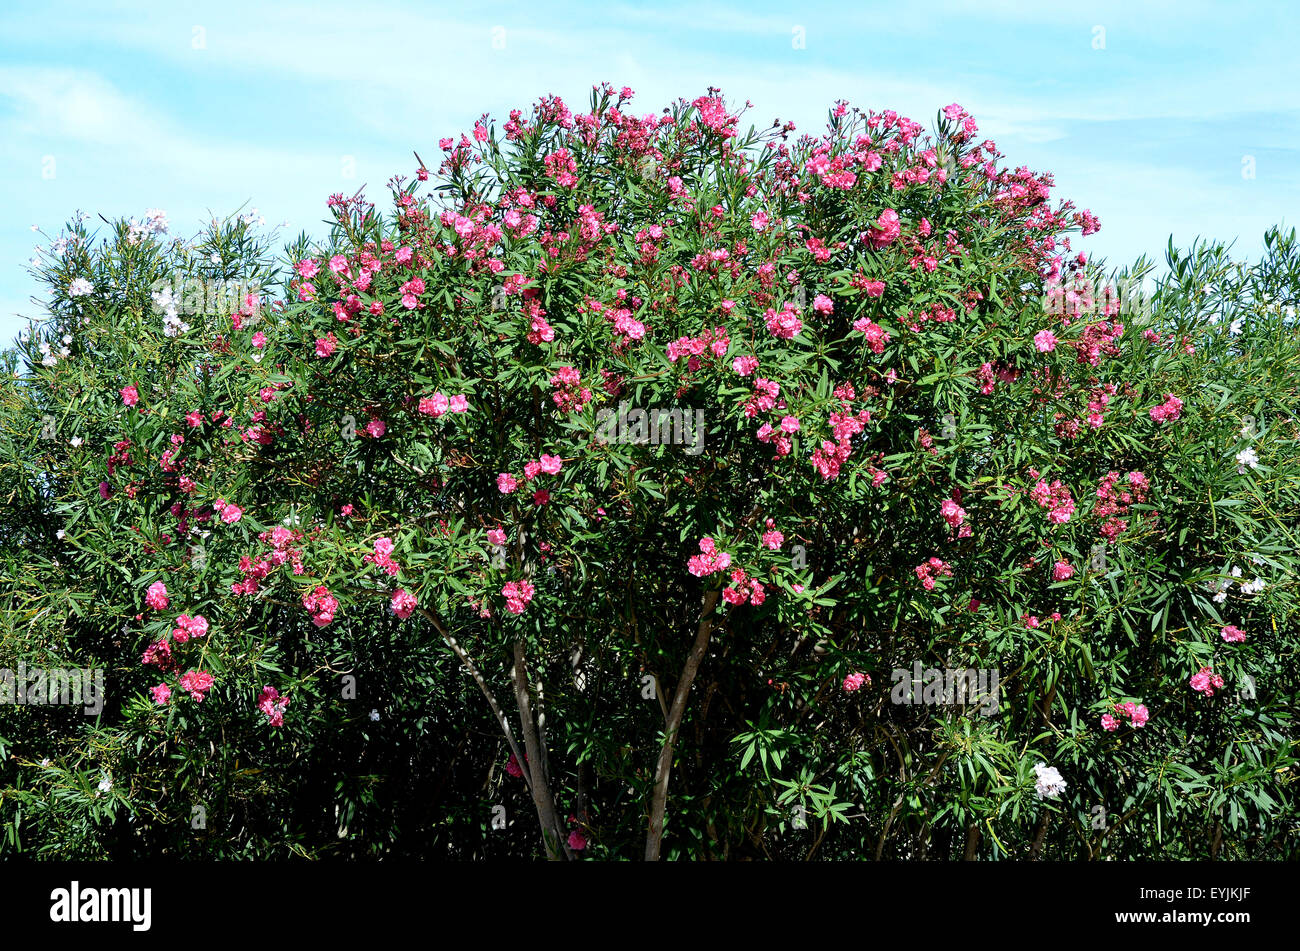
[511,639,571,860]
[645,588,720,861]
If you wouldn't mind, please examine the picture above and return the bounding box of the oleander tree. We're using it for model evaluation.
[1,84,1297,860]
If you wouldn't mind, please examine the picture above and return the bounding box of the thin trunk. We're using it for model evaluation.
[644,588,720,861]
[512,640,571,861]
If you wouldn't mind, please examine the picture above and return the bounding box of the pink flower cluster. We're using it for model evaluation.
[213,498,243,524]
[145,580,170,611]
[1029,474,1076,525]
[810,396,871,481]
[687,537,732,577]
[914,557,953,591]
[257,685,290,727]
[1189,667,1225,697]
[852,317,891,354]
[418,392,470,417]
[843,672,870,694]
[502,579,535,614]
[722,568,766,607]
[1101,701,1149,731]
[1095,470,1150,542]
[666,325,729,366]
[391,588,418,620]
[1149,393,1184,424]
[179,669,215,703]
[866,208,901,248]
[1220,624,1246,643]
[764,303,803,340]
[170,614,209,644]
[121,384,139,407]
[549,366,592,413]
[364,537,402,577]
[302,585,339,627]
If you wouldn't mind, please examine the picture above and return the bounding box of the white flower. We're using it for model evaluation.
[39,758,51,768]
[69,437,82,447]
[1235,447,1259,473]
[1251,554,1266,566]
[58,347,70,357]
[210,252,221,264]
[41,353,58,367]
[369,709,380,721]
[52,237,70,256]
[1230,566,1242,578]
[56,529,66,540]
[1033,763,1067,800]
[97,776,113,794]
[251,351,264,363]
[67,277,93,297]
[1240,577,1265,595]
[38,341,50,354]
[61,334,72,344]
[1212,589,1228,604]
[1228,317,1244,336]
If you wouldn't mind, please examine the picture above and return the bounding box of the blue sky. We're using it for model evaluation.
[2,0,1297,345]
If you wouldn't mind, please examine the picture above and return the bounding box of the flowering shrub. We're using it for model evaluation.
[2,85,1299,860]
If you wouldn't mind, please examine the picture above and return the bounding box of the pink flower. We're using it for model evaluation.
[732,355,759,376]
[145,581,169,611]
[179,669,215,703]
[813,294,834,315]
[867,208,901,248]
[1034,330,1058,352]
[1130,704,1149,727]
[170,613,209,643]
[502,579,536,615]
[1189,666,1225,697]
[1052,561,1075,581]
[497,473,519,494]
[257,685,290,727]
[686,537,732,577]
[1149,393,1184,424]
[295,258,319,279]
[150,683,172,705]
[762,528,784,550]
[302,585,339,627]
[390,588,418,620]
[186,410,203,428]
[538,454,563,476]
[1100,713,1119,732]
[220,504,243,524]
[365,418,386,439]
[505,753,524,778]
[567,829,588,851]
[315,334,337,358]
[843,672,869,693]
[121,385,139,407]
[99,481,111,500]
[1220,624,1246,643]
[252,331,267,348]
[750,211,769,232]
[487,528,507,547]
[940,499,966,528]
